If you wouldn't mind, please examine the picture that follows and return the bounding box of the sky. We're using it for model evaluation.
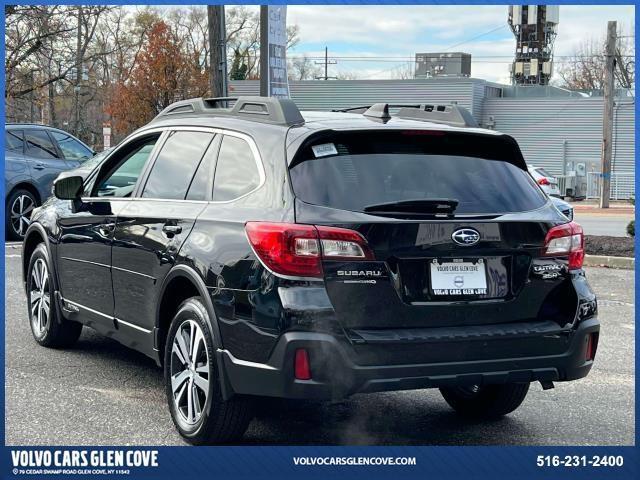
[282,5,635,83]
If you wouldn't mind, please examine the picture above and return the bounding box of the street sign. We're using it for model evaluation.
[260,5,290,98]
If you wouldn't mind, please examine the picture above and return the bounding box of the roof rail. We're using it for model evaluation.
[332,103,478,128]
[153,96,305,127]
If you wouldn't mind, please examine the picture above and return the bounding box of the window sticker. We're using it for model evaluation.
[311,143,338,158]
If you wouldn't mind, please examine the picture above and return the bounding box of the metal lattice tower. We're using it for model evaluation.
[508,5,559,85]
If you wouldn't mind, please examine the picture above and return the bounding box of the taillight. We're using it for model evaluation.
[538,178,550,186]
[543,221,584,270]
[245,222,373,278]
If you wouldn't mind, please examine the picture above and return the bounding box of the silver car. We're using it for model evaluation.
[528,165,561,198]
[5,124,94,239]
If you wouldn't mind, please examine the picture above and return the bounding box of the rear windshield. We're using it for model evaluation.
[289,131,547,215]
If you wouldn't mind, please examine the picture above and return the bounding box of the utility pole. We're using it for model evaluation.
[599,20,616,209]
[315,47,337,80]
[73,6,83,136]
[208,5,227,98]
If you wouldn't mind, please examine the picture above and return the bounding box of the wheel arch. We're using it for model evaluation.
[156,264,233,399]
[7,182,43,206]
[22,223,65,325]
[156,264,224,359]
[22,223,53,290]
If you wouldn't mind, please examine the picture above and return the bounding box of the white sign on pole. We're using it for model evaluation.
[103,126,111,149]
[260,5,290,98]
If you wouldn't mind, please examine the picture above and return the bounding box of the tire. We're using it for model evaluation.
[6,188,38,240]
[164,297,254,445]
[439,382,530,419]
[27,244,83,348]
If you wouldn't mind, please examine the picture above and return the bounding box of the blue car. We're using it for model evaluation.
[5,124,94,239]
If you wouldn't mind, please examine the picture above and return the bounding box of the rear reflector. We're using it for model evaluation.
[586,333,599,361]
[543,221,584,270]
[245,222,373,278]
[294,349,312,380]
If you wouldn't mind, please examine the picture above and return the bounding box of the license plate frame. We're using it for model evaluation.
[430,258,488,296]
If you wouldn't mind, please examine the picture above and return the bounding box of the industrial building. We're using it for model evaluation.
[414,52,472,78]
[230,78,635,199]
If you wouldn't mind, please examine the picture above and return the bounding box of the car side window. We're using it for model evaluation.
[94,136,159,198]
[24,129,59,159]
[212,135,261,201]
[50,131,92,160]
[186,136,220,201]
[5,130,24,154]
[142,131,214,200]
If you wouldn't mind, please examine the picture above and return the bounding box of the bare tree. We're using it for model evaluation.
[557,27,634,90]
[288,55,321,80]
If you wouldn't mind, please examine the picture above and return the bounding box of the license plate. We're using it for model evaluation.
[430,259,487,296]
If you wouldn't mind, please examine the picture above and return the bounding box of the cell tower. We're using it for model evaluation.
[508,5,559,85]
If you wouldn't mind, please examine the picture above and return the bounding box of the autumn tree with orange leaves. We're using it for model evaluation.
[107,20,209,135]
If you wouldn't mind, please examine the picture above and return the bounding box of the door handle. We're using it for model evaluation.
[162,224,182,235]
[33,163,45,170]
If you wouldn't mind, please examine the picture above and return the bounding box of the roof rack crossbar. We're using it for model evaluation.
[153,96,305,127]
[331,104,421,113]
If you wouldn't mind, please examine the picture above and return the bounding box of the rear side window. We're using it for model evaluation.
[5,130,24,153]
[212,135,261,201]
[142,131,214,200]
[186,136,219,201]
[50,131,92,160]
[289,131,546,215]
[25,129,58,159]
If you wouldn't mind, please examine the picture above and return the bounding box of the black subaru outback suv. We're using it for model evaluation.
[22,97,599,444]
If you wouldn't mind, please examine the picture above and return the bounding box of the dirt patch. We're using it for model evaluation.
[585,235,634,257]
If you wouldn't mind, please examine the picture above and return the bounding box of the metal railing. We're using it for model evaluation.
[586,172,635,200]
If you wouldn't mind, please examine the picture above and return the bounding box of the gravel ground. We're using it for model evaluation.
[4,244,635,446]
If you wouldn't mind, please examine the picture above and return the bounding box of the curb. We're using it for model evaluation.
[584,255,635,269]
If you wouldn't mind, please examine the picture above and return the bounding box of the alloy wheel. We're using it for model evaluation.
[11,194,35,237]
[29,258,51,337]
[170,319,210,426]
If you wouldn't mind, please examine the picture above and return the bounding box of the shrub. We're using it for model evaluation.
[627,220,635,237]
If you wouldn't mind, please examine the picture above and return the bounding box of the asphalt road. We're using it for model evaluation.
[4,243,635,446]
[574,212,634,237]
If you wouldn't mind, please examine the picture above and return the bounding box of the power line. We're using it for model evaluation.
[443,24,508,50]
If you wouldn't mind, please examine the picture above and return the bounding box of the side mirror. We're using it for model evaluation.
[54,175,84,200]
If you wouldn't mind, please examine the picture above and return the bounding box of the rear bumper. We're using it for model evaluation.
[220,317,600,400]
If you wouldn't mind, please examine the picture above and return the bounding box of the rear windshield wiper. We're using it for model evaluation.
[363,198,459,215]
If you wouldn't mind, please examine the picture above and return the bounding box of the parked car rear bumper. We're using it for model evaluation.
[220,316,600,400]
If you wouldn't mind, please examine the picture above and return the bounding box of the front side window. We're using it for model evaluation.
[95,137,159,198]
[212,135,261,201]
[5,130,24,153]
[142,131,214,200]
[24,129,58,159]
[50,131,92,160]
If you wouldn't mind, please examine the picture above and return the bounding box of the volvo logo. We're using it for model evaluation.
[451,228,480,246]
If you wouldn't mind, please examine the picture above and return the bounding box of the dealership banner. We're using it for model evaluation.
[2,446,636,479]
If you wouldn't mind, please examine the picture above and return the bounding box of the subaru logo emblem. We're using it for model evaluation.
[451,228,480,246]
